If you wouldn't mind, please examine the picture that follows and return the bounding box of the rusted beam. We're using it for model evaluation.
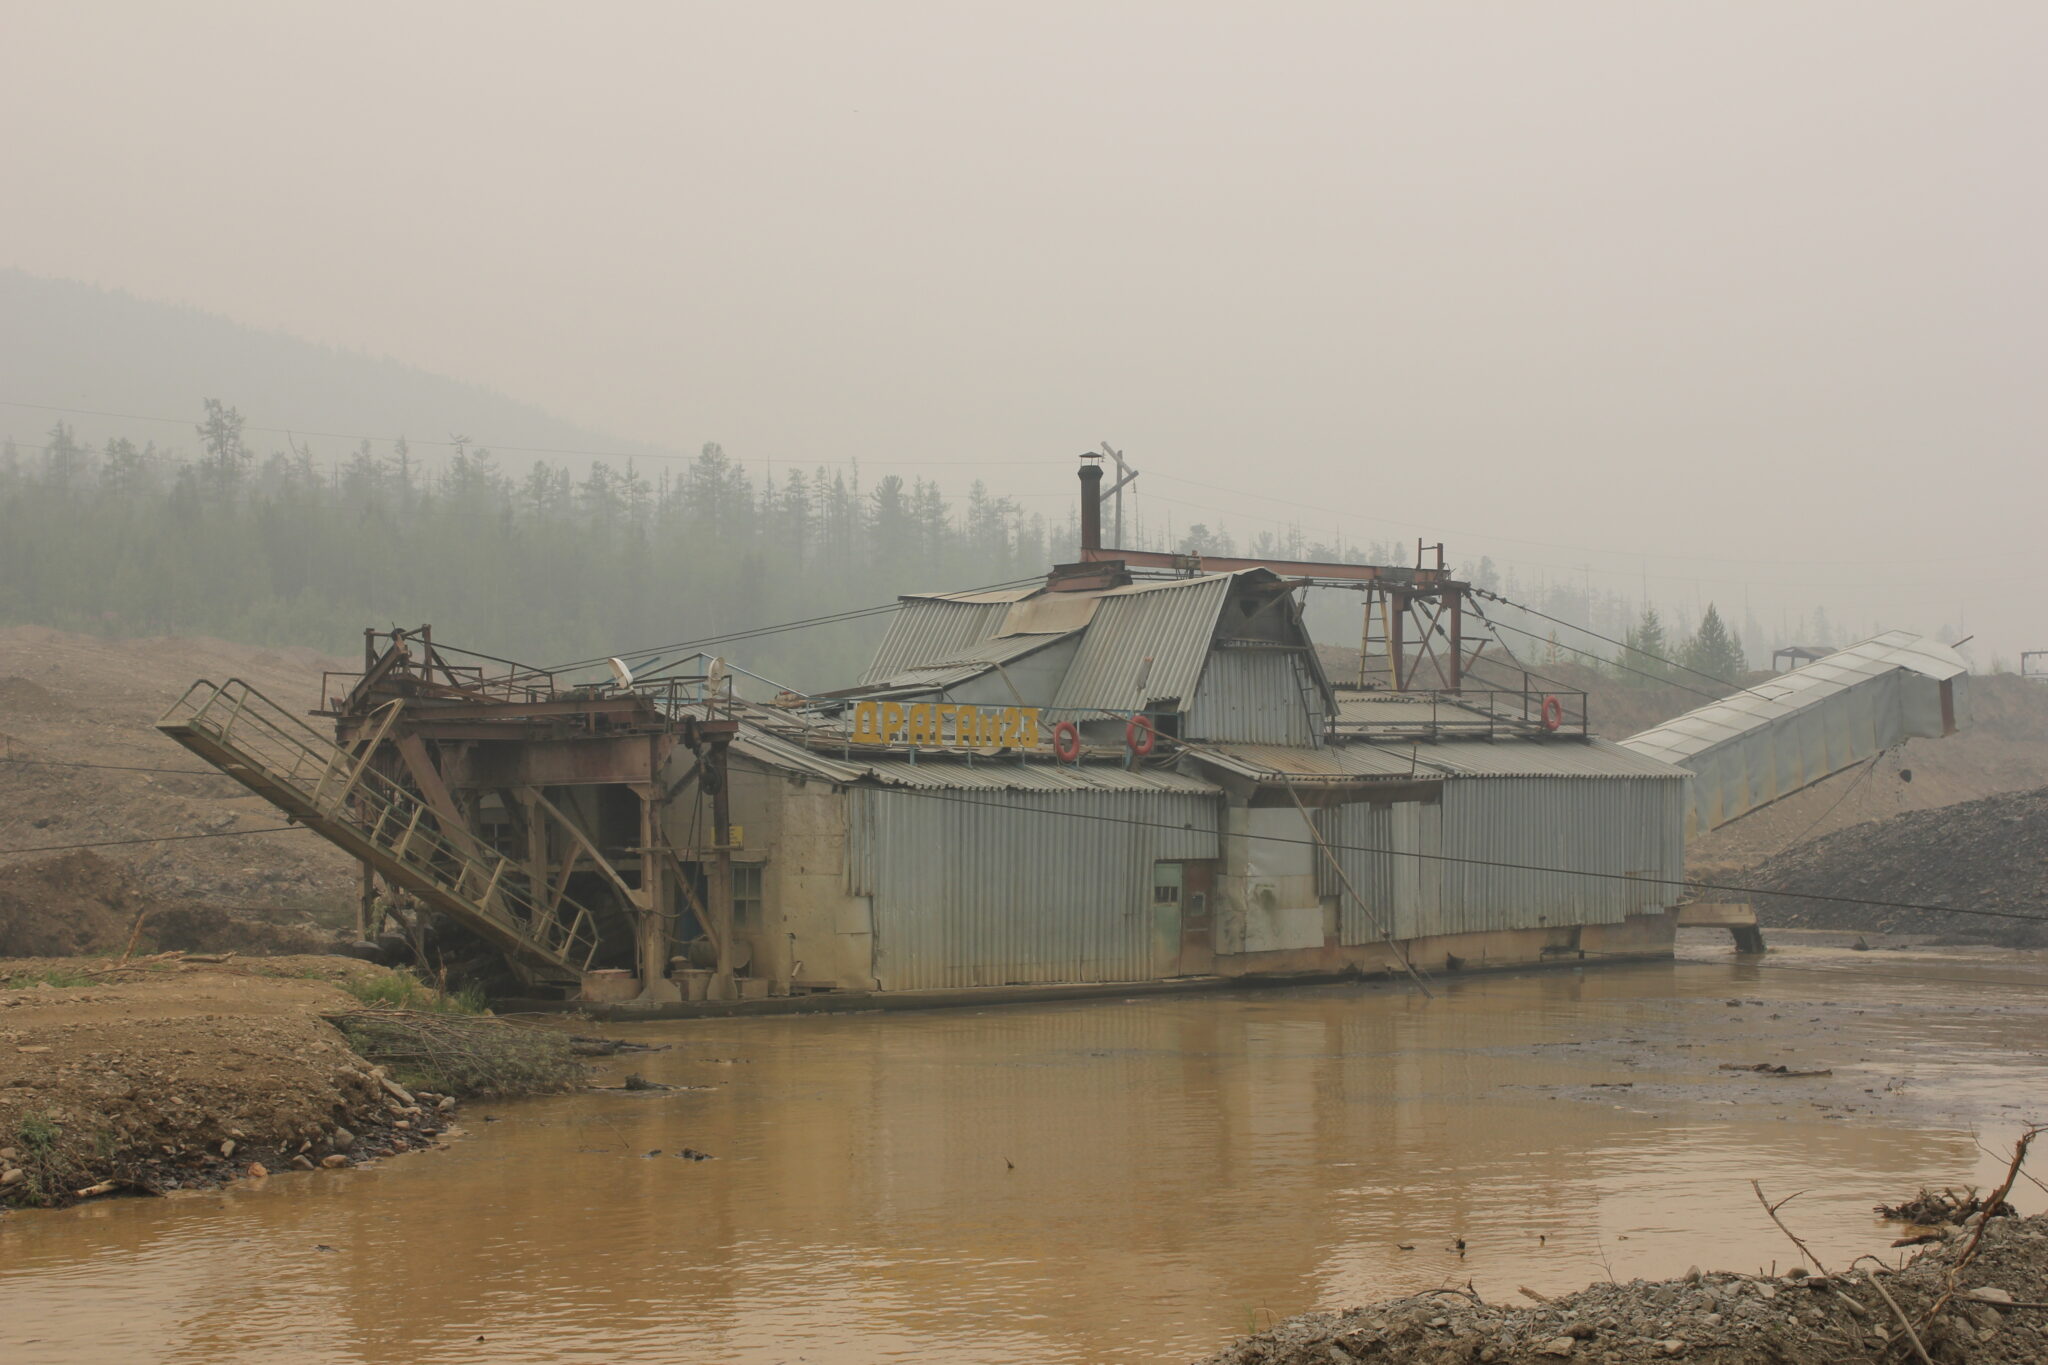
[1081,545,1456,585]
[393,734,466,834]
[440,734,676,789]
[522,787,644,911]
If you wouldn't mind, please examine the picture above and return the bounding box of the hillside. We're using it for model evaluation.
[0,269,667,466]
[0,626,358,942]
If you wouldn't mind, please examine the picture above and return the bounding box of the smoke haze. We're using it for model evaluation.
[2,2,2042,662]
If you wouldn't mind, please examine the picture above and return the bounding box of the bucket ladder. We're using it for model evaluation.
[157,678,602,984]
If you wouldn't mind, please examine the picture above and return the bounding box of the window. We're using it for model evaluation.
[1151,861,1183,905]
[733,864,764,927]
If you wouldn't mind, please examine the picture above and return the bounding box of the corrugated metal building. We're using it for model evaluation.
[666,562,1708,995]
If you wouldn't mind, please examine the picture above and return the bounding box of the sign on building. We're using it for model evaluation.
[851,700,1043,749]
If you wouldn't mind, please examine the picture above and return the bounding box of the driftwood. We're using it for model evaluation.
[1720,1063,1833,1077]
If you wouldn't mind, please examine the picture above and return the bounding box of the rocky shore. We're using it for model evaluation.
[1203,1210,2048,1364]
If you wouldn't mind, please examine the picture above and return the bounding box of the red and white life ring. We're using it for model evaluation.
[1125,713,1158,756]
[1052,721,1082,762]
[1540,694,1565,732]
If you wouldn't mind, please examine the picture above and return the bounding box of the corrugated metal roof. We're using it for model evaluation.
[857,758,1220,794]
[1412,736,1690,779]
[1191,735,1687,781]
[724,716,1219,793]
[860,591,1035,684]
[729,723,869,782]
[1052,574,1234,712]
[1623,630,1968,764]
[1191,741,1424,780]
[860,631,1075,694]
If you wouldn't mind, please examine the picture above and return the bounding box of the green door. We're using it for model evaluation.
[1150,861,1184,978]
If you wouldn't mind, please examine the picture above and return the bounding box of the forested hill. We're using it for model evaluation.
[0,272,1064,687]
[0,406,1063,689]
[0,270,665,466]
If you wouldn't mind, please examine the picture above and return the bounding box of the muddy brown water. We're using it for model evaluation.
[4,933,2047,1364]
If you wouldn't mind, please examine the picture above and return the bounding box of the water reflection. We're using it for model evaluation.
[3,947,2043,1364]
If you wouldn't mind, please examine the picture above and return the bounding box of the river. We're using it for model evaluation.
[4,934,2045,1364]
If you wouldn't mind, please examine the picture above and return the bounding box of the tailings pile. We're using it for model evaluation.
[1205,1212,2048,1363]
[1748,787,2048,947]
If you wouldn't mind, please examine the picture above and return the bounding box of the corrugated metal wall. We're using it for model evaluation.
[1316,799,1440,943]
[1317,776,1683,943]
[847,787,1221,989]
[1185,648,1321,745]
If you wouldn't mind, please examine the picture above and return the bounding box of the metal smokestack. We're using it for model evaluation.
[1078,458,1104,554]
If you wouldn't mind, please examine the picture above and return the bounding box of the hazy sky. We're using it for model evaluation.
[4,2,2044,661]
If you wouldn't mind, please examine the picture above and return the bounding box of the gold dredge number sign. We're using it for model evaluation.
[851,699,1043,749]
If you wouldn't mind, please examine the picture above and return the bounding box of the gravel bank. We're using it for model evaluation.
[1750,786,2048,947]
[1203,1210,2048,1364]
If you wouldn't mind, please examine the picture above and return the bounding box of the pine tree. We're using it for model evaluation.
[1678,602,1747,688]
[1618,606,1672,684]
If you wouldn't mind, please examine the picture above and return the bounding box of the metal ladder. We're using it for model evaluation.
[157,679,600,983]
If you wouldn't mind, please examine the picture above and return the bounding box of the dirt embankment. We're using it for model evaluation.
[0,624,358,927]
[0,956,460,1209]
[1205,1210,2048,1364]
[1747,787,2048,947]
[0,849,343,959]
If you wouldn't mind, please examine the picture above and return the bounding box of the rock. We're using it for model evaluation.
[1658,1340,1687,1357]
[320,1155,348,1170]
[437,1095,456,1112]
[330,1127,355,1153]
[1536,1336,1576,1357]
[1,1168,24,1188]
[0,1147,17,1161]
[290,1155,316,1171]
[377,1075,416,1107]
[219,1139,235,1158]
[1564,1321,1596,1339]
[246,1161,269,1178]
[1966,1286,2015,1305]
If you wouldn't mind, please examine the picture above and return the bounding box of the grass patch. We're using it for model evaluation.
[340,970,488,1015]
[7,1111,79,1206]
[324,1008,583,1098]
[1,966,92,990]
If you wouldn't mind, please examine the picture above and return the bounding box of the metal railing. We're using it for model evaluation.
[1326,684,1590,741]
[158,679,603,975]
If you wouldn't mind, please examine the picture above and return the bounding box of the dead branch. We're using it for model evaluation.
[1852,1258,1933,1365]
[1751,1180,1832,1279]
[1918,1125,2043,1335]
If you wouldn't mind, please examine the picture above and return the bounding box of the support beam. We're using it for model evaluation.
[707,739,737,1001]
[521,787,644,910]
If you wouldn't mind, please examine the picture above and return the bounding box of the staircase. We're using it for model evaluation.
[158,679,601,984]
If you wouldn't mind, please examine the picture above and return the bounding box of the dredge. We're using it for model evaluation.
[157,458,1970,1007]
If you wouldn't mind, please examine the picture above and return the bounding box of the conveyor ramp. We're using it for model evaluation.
[157,679,600,983]
[1620,631,1968,838]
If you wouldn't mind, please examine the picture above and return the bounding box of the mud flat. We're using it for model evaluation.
[0,956,461,1209]
[1205,1208,2048,1364]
